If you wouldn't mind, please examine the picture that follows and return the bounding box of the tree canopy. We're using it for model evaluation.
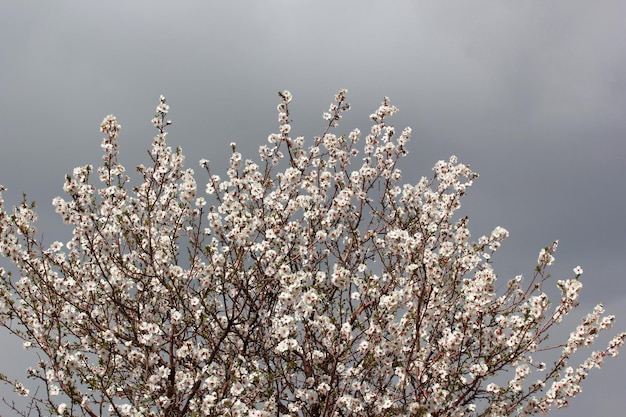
[0,91,623,417]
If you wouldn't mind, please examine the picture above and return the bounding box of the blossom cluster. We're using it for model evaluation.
[0,91,623,417]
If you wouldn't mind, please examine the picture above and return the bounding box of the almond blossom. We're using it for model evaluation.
[0,91,623,417]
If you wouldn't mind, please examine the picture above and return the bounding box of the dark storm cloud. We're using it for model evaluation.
[1,1,625,415]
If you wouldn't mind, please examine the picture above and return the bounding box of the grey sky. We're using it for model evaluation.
[1,1,626,415]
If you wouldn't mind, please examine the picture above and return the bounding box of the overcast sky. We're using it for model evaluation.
[2,1,626,415]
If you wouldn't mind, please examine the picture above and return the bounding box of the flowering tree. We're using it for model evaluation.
[0,91,623,417]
